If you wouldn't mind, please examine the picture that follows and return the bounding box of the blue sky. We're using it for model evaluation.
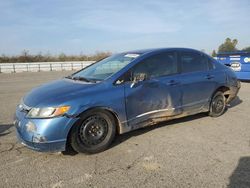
[0,0,250,55]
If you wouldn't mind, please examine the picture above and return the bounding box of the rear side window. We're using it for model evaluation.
[207,57,215,70]
[179,51,209,73]
[132,52,178,79]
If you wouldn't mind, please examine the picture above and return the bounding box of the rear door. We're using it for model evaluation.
[177,50,217,113]
[123,51,183,128]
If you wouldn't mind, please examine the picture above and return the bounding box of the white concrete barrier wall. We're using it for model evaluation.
[0,61,95,73]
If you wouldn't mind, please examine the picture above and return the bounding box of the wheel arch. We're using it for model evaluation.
[71,106,123,135]
[210,85,231,105]
[64,106,123,152]
[213,85,230,99]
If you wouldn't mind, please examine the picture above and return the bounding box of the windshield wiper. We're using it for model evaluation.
[73,76,91,82]
[73,76,97,83]
[65,75,97,83]
[65,75,73,79]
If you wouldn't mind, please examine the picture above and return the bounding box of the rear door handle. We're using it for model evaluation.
[205,75,214,80]
[167,80,180,86]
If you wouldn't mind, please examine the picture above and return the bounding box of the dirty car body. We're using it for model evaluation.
[14,48,240,153]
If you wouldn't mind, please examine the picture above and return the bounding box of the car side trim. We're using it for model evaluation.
[123,99,208,124]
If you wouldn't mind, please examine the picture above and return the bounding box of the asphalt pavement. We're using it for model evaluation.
[0,71,249,188]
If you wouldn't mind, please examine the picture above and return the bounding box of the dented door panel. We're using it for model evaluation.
[124,75,183,129]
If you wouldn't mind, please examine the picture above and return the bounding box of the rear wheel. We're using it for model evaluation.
[209,91,226,117]
[69,110,116,154]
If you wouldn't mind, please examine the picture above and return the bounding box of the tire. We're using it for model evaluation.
[69,110,116,154]
[209,91,226,117]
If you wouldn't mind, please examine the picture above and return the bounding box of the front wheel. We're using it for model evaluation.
[209,91,226,117]
[69,110,116,154]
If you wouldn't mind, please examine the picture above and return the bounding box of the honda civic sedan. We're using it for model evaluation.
[14,48,241,154]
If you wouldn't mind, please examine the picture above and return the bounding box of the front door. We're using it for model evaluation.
[124,51,183,129]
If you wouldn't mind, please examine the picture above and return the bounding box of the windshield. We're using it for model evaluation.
[70,53,140,82]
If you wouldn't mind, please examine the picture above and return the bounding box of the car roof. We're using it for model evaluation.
[217,51,250,56]
[124,48,202,55]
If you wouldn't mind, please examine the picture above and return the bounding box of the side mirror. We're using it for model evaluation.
[130,72,147,88]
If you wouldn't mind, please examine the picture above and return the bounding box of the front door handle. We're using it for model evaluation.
[205,75,214,80]
[167,80,180,86]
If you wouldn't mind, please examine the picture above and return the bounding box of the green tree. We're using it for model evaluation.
[218,38,238,53]
[242,46,250,52]
[58,53,67,61]
[211,50,217,57]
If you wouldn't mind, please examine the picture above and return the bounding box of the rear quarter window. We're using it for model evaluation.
[207,57,215,70]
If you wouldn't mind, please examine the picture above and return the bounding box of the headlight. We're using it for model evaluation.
[27,106,70,118]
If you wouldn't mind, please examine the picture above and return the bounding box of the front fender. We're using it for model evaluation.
[74,106,128,134]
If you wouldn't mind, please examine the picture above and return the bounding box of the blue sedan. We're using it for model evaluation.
[14,48,241,153]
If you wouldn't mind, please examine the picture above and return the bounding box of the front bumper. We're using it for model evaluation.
[14,108,79,152]
[16,128,66,152]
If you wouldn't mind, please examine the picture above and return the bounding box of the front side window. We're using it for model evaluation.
[131,52,177,79]
[71,53,140,81]
[180,51,209,73]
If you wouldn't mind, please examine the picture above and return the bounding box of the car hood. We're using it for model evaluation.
[23,78,98,107]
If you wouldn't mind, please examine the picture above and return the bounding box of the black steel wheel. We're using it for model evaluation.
[79,115,108,146]
[209,91,226,117]
[69,110,116,154]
